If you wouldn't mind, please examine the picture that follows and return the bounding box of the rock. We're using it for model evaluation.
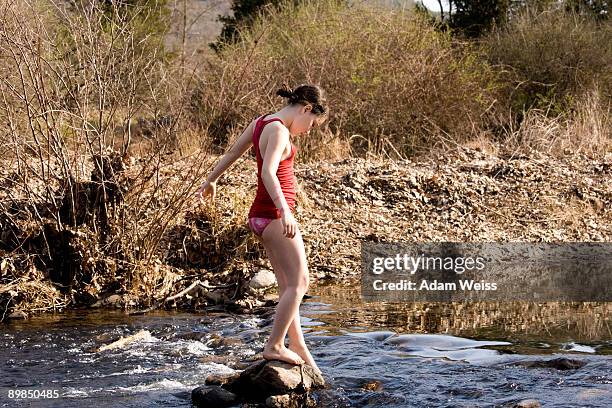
[265,393,317,408]
[207,333,244,348]
[224,359,325,401]
[7,310,28,320]
[266,394,292,408]
[360,379,383,391]
[512,399,541,408]
[205,372,240,386]
[202,290,226,304]
[96,329,152,352]
[199,354,235,365]
[510,357,586,370]
[191,385,238,408]
[91,294,122,308]
[249,269,277,290]
[500,398,542,408]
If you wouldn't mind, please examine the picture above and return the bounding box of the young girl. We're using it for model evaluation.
[196,84,328,374]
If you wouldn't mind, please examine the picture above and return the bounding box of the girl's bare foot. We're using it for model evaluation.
[263,344,305,366]
[289,342,321,374]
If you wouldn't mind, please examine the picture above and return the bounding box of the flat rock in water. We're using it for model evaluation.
[191,385,238,408]
[204,372,240,386]
[91,294,122,308]
[7,310,28,320]
[510,357,586,370]
[96,329,152,352]
[223,359,325,400]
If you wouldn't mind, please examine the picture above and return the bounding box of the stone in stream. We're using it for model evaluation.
[265,393,317,408]
[7,310,28,320]
[191,385,238,408]
[224,359,325,398]
[511,399,541,408]
[192,359,325,406]
[204,372,240,386]
[96,329,153,352]
[91,294,123,308]
[510,357,587,370]
[360,379,383,392]
[248,269,277,290]
[207,332,244,348]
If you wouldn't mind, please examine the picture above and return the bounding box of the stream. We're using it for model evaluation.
[1,283,611,407]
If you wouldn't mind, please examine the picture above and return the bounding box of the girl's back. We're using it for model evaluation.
[248,114,297,219]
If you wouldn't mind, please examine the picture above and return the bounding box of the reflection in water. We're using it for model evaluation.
[309,282,612,348]
[0,282,610,407]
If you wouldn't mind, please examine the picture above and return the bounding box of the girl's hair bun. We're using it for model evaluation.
[276,83,328,115]
[276,83,295,99]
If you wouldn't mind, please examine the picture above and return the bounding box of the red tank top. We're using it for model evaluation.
[248,114,297,219]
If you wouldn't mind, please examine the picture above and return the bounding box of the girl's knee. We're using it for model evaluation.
[299,282,308,295]
[287,276,309,295]
[301,267,310,292]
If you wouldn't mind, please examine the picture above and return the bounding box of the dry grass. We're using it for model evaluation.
[188,0,499,160]
[498,86,611,156]
[483,5,612,117]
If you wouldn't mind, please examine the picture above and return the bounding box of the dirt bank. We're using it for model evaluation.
[1,145,610,320]
[290,147,611,282]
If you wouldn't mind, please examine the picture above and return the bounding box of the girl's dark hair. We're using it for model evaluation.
[276,83,328,116]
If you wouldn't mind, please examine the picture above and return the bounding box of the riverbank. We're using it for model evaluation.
[1,145,610,320]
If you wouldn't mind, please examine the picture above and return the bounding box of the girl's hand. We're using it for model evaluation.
[196,179,217,203]
[280,208,297,239]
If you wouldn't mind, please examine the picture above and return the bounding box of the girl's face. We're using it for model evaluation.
[290,105,325,136]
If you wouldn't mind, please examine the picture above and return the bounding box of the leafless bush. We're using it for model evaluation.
[0,0,215,316]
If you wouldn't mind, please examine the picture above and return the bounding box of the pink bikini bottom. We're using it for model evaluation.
[248,216,275,237]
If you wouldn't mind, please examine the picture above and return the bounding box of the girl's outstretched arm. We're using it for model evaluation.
[197,118,257,202]
[205,118,257,183]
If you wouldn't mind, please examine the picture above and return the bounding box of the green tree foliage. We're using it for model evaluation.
[448,0,512,37]
[209,0,348,52]
[421,0,607,37]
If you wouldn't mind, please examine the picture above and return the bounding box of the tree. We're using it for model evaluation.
[419,0,606,37]
[209,0,300,53]
[448,0,512,37]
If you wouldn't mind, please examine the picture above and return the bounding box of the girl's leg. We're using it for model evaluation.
[263,238,320,373]
[260,218,310,366]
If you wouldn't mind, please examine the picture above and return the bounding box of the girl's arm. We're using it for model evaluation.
[260,125,292,214]
[204,118,257,183]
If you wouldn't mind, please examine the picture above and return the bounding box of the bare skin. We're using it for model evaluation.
[255,226,321,373]
[262,343,304,366]
[196,103,327,372]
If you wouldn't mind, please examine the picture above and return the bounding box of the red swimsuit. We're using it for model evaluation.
[247,114,297,236]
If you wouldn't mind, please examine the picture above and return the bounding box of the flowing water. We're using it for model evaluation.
[1,283,611,407]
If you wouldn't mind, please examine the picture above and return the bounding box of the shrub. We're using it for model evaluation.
[482,5,612,116]
[210,0,310,53]
[191,0,498,158]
